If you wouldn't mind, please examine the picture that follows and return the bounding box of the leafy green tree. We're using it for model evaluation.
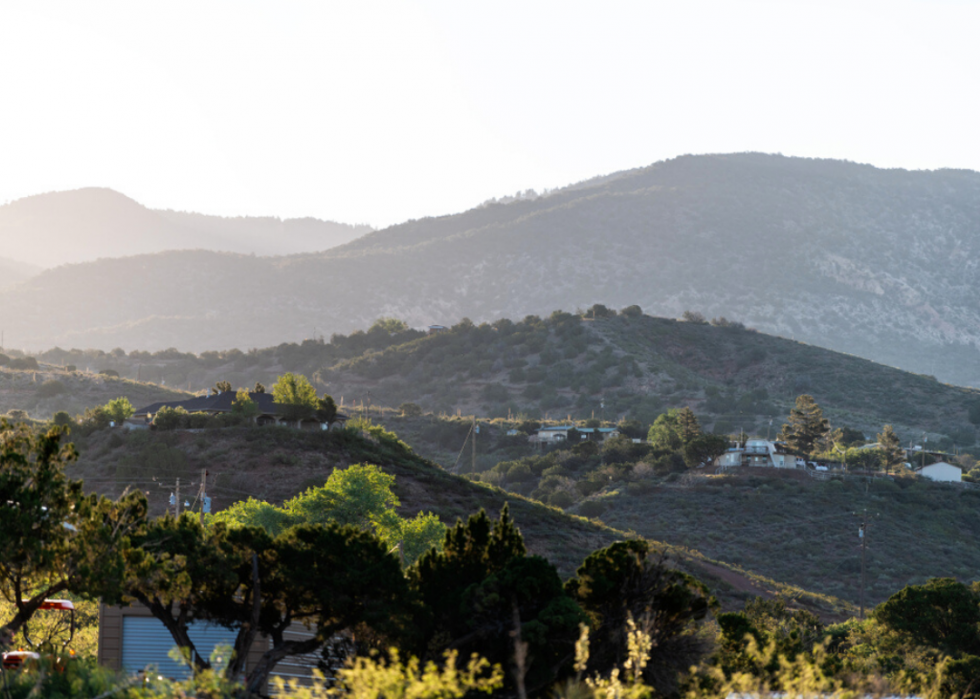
[153,405,188,430]
[683,433,729,468]
[253,382,266,393]
[647,408,700,450]
[620,305,643,318]
[878,424,905,474]
[0,422,147,637]
[212,497,293,536]
[213,380,232,393]
[51,411,72,427]
[231,388,259,419]
[778,395,829,457]
[565,540,714,694]
[397,512,448,566]
[104,397,134,425]
[271,372,318,421]
[874,578,980,657]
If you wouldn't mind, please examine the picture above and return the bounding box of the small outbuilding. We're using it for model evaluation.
[916,461,962,483]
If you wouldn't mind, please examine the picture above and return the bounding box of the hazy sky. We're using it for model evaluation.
[1,1,977,228]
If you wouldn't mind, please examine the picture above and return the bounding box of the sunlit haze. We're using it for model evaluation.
[0,0,977,227]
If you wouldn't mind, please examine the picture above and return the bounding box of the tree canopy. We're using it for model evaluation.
[778,394,829,456]
[271,372,318,421]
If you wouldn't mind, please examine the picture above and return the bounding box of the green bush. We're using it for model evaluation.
[578,499,608,518]
[37,380,66,398]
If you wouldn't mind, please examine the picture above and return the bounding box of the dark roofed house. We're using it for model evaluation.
[133,390,347,430]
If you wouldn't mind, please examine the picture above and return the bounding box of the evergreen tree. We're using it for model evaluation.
[778,395,829,457]
[878,424,905,474]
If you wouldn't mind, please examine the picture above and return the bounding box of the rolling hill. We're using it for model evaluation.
[34,311,980,448]
[3,154,980,387]
[0,187,371,268]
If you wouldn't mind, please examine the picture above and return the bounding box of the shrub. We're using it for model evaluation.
[620,304,643,318]
[399,402,423,417]
[37,380,66,398]
[9,356,38,370]
[98,369,119,378]
[153,405,188,430]
[51,411,72,426]
[548,490,577,508]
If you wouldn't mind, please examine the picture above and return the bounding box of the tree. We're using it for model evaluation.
[620,305,643,318]
[778,395,829,457]
[231,389,260,419]
[411,507,584,693]
[878,424,905,474]
[315,394,339,424]
[253,382,266,393]
[271,372,318,422]
[874,578,980,657]
[681,310,707,324]
[565,541,715,695]
[683,433,729,468]
[153,405,188,430]
[51,411,71,427]
[370,317,409,334]
[647,408,701,451]
[213,380,232,394]
[104,397,134,425]
[399,402,423,418]
[0,422,147,638]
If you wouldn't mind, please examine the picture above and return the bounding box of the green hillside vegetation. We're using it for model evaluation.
[65,418,847,619]
[41,310,980,447]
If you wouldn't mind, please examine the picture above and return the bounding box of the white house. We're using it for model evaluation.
[714,440,794,469]
[916,461,962,483]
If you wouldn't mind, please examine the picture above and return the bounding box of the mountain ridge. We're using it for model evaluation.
[5,154,980,386]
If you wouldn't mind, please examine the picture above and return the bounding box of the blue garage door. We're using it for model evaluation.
[121,617,238,680]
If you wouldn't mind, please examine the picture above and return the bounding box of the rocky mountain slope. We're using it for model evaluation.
[4,155,980,385]
[0,187,371,268]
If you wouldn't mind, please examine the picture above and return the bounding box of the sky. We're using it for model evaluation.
[0,0,977,228]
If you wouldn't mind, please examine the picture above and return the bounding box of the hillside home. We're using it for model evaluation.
[916,461,962,483]
[533,425,620,443]
[132,390,347,430]
[714,439,794,469]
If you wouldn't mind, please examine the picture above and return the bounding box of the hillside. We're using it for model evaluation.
[66,422,851,619]
[0,256,41,288]
[4,155,980,386]
[0,187,371,268]
[38,312,980,448]
[0,364,191,420]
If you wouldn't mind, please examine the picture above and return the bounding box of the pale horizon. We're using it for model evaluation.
[1,0,978,228]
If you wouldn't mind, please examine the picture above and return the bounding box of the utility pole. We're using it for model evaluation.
[174,477,181,518]
[199,469,209,525]
[472,416,477,474]
[859,509,868,619]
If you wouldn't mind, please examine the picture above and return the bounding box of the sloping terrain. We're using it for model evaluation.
[4,155,980,387]
[0,256,40,287]
[66,423,851,619]
[0,365,190,420]
[0,187,370,268]
[44,312,980,447]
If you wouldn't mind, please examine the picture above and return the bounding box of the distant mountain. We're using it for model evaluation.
[0,256,40,287]
[4,154,980,386]
[0,187,371,268]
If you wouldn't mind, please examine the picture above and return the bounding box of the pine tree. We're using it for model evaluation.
[878,424,905,474]
[778,394,829,457]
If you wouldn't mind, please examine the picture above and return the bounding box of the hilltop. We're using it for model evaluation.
[4,155,980,387]
[36,311,980,447]
[66,421,851,619]
[0,187,371,268]
[0,363,190,420]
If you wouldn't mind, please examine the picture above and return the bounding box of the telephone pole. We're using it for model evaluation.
[472,416,477,474]
[174,477,181,518]
[198,469,209,525]
[859,509,868,619]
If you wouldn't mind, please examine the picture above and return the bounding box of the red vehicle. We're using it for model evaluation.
[1,599,76,670]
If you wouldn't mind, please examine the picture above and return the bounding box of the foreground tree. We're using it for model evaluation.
[648,408,702,451]
[778,394,829,457]
[565,540,715,694]
[0,421,147,636]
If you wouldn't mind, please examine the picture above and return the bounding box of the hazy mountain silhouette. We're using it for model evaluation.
[0,256,41,288]
[3,154,980,386]
[0,187,372,268]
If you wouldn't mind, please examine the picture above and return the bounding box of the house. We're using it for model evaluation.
[714,440,794,469]
[132,390,348,430]
[98,603,333,688]
[533,425,620,444]
[916,461,962,483]
[427,325,448,335]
